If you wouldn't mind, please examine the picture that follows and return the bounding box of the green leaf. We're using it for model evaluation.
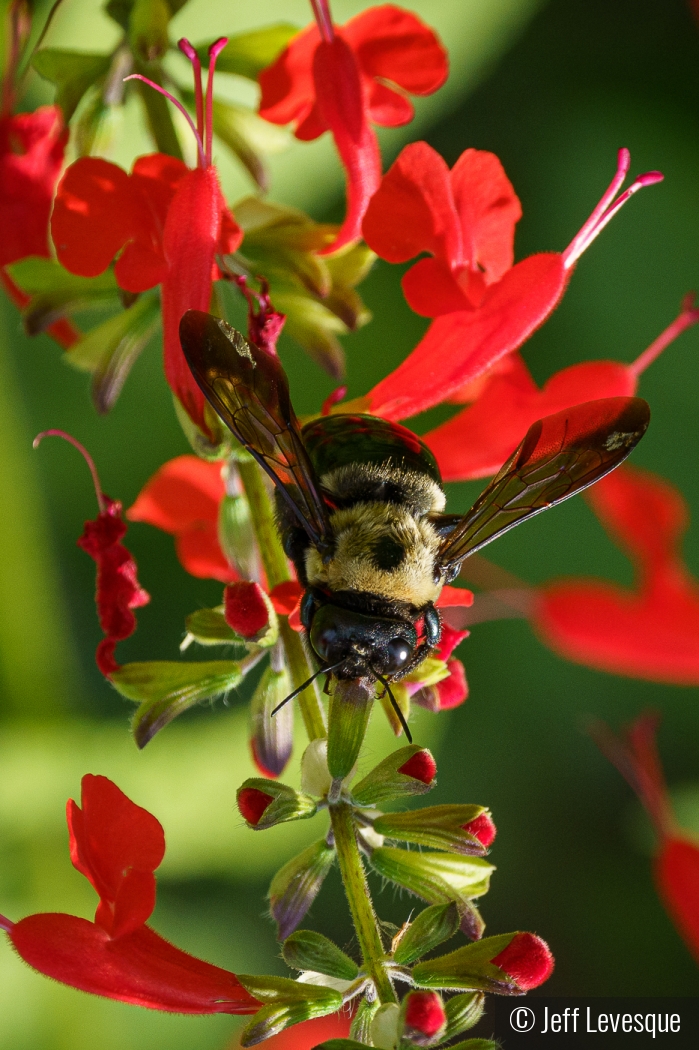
[7,258,117,295]
[106,0,187,29]
[129,0,170,62]
[111,660,244,747]
[392,902,461,966]
[64,294,161,413]
[198,24,299,80]
[184,607,243,646]
[32,49,111,121]
[283,930,359,981]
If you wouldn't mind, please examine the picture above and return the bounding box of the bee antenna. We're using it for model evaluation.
[372,669,412,744]
[271,660,342,716]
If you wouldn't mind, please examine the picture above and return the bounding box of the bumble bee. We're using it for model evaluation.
[181,311,649,740]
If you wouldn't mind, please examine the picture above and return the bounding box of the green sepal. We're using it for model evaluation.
[327,679,373,781]
[184,607,243,646]
[129,0,170,62]
[444,992,486,1039]
[283,930,358,981]
[111,660,244,748]
[351,745,436,807]
[374,805,491,856]
[310,1042,367,1050]
[412,933,522,994]
[392,902,461,966]
[349,998,380,1043]
[32,49,111,120]
[65,294,161,414]
[237,978,342,1047]
[250,666,293,778]
[238,778,316,830]
[198,24,298,80]
[218,479,261,582]
[448,1041,499,1050]
[269,839,336,941]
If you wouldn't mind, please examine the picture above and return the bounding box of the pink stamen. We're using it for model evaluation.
[310,0,335,43]
[124,73,206,168]
[206,37,228,167]
[0,913,14,932]
[629,293,699,378]
[33,429,106,514]
[321,386,348,415]
[178,38,204,143]
[562,149,664,269]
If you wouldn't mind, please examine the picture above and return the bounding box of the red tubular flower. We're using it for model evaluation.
[490,932,554,991]
[359,147,662,421]
[403,990,446,1043]
[35,431,149,676]
[127,455,236,583]
[594,714,699,962]
[51,40,242,434]
[1,775,259,1013]
[425,297,699,481]
[224,580,270,638]
[259,3,447,249]
[534,465,699,684]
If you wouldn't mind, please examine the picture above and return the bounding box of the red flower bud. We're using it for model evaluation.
[237,787,274,827]
[463,812,496,849]
[398,749,437,785]
[404,990,447,1042]
[224,581,270,639]
[491,932,554,991]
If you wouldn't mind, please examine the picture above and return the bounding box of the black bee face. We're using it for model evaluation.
[309,603,418,680]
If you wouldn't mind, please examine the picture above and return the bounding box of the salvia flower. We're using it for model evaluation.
[35,430,149,676]
[259,2,447,249]
[593,713,699,962]
[1,775,259,1014]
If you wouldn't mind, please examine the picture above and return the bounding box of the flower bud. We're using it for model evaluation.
[282,930,359,981]
[350,997,380,1042]
[301,738,332,798]
[374,805,495,856]
[392,903,460,966]
[400,990,446,1046]
[443,991,485,1040]
[250,665,293,777]
[237,778,316,830]
[269,838,336,940]
[370,1002,400,1050]
[351,745,436,807]
[224,581,277,645]
[218,465,262,582]
[412,931,554,994]
[327,678,374,781]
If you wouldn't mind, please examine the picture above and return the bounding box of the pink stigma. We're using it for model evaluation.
[311,0,335,43]
[0,913,14,932]
[629,293,699,379]
[206,38,228,167]
[563,149,664,269]
[34,430,106,513]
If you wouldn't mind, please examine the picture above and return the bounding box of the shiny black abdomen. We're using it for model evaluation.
[301,414,442,486]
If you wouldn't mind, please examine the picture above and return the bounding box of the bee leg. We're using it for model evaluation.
[323,674,332,695]
[423,602,442,647]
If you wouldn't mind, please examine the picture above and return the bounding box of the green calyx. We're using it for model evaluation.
[282,930,359,981]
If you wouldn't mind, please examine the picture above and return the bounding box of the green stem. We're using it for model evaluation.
[330,802,397,1005]
[237,456,326,741]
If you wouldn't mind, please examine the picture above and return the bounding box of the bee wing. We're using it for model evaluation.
[438,397,650,572]
[180,310,332,550]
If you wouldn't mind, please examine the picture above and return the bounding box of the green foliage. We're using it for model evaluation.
[237,777,317,830]
[128,0,171,62]
[237,977,342,1047]
[444,992,486,1040]
[197,24,299,80]
[374,805,491,855]
[31,50,111,120]
[351,744,436,807]
[392,902,461,966]
[282,930,359,980]
[184,607,243,646]
[412,933,519,993]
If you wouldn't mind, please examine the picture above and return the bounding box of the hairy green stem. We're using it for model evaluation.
[237,456,326,740]
[330,802,397,1005]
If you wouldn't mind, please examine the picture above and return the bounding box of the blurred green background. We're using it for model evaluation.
[1,0,699,1046]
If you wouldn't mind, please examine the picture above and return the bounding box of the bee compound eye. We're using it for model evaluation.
[384,636,412,673]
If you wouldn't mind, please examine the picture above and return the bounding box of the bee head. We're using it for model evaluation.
[308,603,417,680]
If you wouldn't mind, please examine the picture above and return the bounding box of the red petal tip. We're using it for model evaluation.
[398,750,437,785]
[492,932,554,990]
[237,787,274,826]
[463,812,497,849]
[404,990,446,1037]
[224,581,270,639]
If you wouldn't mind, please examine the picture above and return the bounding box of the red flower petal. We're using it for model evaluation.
[365,253,567,420]
[436,658,468,710]
[269,580,304,615]
[224,581,270,639]
[400,256,470,317]
[237,787,274,827]
[463,811,496,849]
[403,990,446,1038]
[0,106,67,266]
[534,467,699,684]
[10,915,258,1014]
[259,25,320,132]
[491,932,554,991]
[655,838,699,962]
[436,622,469,661]
[425,357,634,481]
[398,749,437,784]
[450,148,521,285]
[436,585,474,609]
[175,528,236,584]
[78,497,150,676]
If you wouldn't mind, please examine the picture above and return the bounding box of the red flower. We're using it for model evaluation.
[51,40,242,434]
[358,146,662,421]
[224,580,271,639]
[1,775,259,1013]
[259,3,447,249]
[534,465,699,685]
[408,620,470,712]
[490,932,554,991]
[35,431,149,676]
[128,454,236,583]
[425,297,699,481]
[594,714,699,963]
